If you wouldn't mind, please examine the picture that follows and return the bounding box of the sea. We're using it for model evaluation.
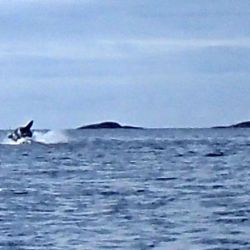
[0,128,249,250]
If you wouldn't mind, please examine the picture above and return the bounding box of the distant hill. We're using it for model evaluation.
[77,121,143,130]
[213,121,250,128]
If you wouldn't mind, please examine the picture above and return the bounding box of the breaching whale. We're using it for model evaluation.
[8,120,34,142]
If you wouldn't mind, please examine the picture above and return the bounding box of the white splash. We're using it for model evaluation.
[1,137,32,145]
[1,130,69,145]
[33,130,69,144]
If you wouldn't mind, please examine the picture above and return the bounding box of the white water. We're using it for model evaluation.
[1,137,32,145]
[33,131,69,144]
[1,130,69,145]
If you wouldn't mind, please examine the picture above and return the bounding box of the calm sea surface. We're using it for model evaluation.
[0,128,249,250]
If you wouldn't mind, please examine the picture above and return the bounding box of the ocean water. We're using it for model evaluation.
[0,128,250,250]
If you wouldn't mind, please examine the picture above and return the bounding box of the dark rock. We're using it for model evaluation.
[229,121,250,128]
[212,126,228,129]
[77,121,143,130]
[213,121,250,129]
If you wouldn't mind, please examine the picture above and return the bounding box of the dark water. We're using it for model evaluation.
[0,128,250,250]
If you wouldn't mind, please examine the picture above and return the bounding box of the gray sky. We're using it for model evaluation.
[1,0,250,129]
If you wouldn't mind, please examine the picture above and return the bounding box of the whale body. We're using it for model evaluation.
[8,120,34,142]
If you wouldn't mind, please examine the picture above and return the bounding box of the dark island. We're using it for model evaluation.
[213,121,250,129]
[77,121,143,130]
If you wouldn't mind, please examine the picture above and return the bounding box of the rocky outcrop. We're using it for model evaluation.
[213,121,250,128]
[77,121,143,129]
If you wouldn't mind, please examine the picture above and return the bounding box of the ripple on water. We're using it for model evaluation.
[0,129,250,249]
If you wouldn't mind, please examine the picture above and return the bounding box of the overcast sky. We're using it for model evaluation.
[1,0,250,129]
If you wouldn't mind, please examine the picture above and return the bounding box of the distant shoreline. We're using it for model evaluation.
[76,120,250,130]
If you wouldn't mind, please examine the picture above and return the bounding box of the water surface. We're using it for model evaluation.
[0,128,249,249]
